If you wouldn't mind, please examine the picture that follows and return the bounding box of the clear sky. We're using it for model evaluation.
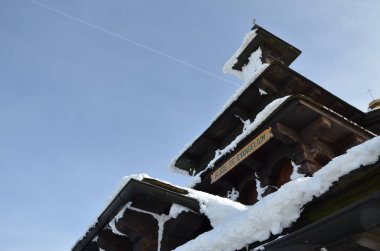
[1,1,380,250]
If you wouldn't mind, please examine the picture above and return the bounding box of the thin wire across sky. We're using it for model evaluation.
[29,0,240,88]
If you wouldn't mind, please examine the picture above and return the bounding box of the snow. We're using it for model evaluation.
[170,30,270,177]
[253,246,265,251]
[83,135,380,251]
[227,187,239,201]
[109,218,126,236]
[175,136,380,251]
[255,173,266,201]
[190,96,289,186]
[106,173,150,206]
[322,105,376,136]
[108,200,190,251]
[223,29,258,79]
[259,88,268,95]
[170,62,270,177]
[115,201,168,251]
[290,161,305,180]
[241,48,265,81]
[214,48,269,124]
[186,188,247,227]
[169,203,190,218]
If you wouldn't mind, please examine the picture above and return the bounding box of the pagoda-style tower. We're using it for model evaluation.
[73,24,380,251]
[172,25,373,204]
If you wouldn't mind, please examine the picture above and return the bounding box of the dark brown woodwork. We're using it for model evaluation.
[98,229,132,251]
[115,209,158,241]
[294,144,321,174]
[133,237,157,251]
[305,87,322,100]
[197,137,219,151]
[160,235,188,251]
[129,196,170,215]
[229,105,251,121]
[214,179,235,198]
[272,123,301,146]
[281,75,300,95]
[82,242,100,251]
[233,25,301,71]
[276,159,293,187]
[257,78,279,95]
[261,45,285,65]
[272,118,335,174]
[241,155,263,171]
[238,176,258,205]
[300,116,332,142]
[160,211,212,250]
[335,134,365,155]
[359,108,380,134]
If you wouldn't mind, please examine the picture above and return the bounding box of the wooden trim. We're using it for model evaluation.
[211,128,273,184]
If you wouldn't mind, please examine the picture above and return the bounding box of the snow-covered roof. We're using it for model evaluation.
[74,136,380,251]
[174,136,380,251]
[171,64,366,177]
[223,25,301,78]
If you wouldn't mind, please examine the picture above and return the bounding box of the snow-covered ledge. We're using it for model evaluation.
[223,29,259,80]
[175,136,380,251]
[170,44,270,177]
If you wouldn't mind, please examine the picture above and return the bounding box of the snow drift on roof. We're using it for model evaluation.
[170,28,269,177]
[223,29,258,79]
[170,60,269,177]
[175,136,380,251]
[189,95,289,186]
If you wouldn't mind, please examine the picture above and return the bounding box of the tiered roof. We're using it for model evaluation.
[73,24,380,251]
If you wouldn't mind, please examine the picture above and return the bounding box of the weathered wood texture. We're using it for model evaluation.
[98,229,132,251]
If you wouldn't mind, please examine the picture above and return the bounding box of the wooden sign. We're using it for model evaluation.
[211,127,273,184]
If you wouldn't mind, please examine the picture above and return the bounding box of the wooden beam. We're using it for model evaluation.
[98,229,133,251]
[82,242,101,251]
[229,104,251,121]
[300,116,331,142]
[272,122,301,145]
[115,209,158,241]
[311,140,336,160]
[294,144,321,174]
[133,237,157,251]
[197,136,219,151]
[257,78,278,94]
[336,134,365,155]
[305,87,322,100]
[281,75,297,94]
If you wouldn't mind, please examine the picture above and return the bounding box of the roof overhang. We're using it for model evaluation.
[72,179,201,251]
[259,192,380,251]
[177,94,372,179]
[233,25,301,71]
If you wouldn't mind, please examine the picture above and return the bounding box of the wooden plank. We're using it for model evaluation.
[115,209,158,241]
[211,128,273,184]
[272,122,301,145]
[98,229,133,251]
[300,116,331,141]
[257,78,278,94]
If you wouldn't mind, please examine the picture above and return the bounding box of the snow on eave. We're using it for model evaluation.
[189,95,289,186]
[322,105,377,137]
[105,174,151,208]
[223,29,258,79]
[72,174,151,250]
[170,62,270,177]
[175,136,380,251]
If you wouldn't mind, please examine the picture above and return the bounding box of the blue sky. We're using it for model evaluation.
[1,1,380,250]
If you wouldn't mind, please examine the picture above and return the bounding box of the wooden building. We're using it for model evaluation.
[73,25,380,251]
